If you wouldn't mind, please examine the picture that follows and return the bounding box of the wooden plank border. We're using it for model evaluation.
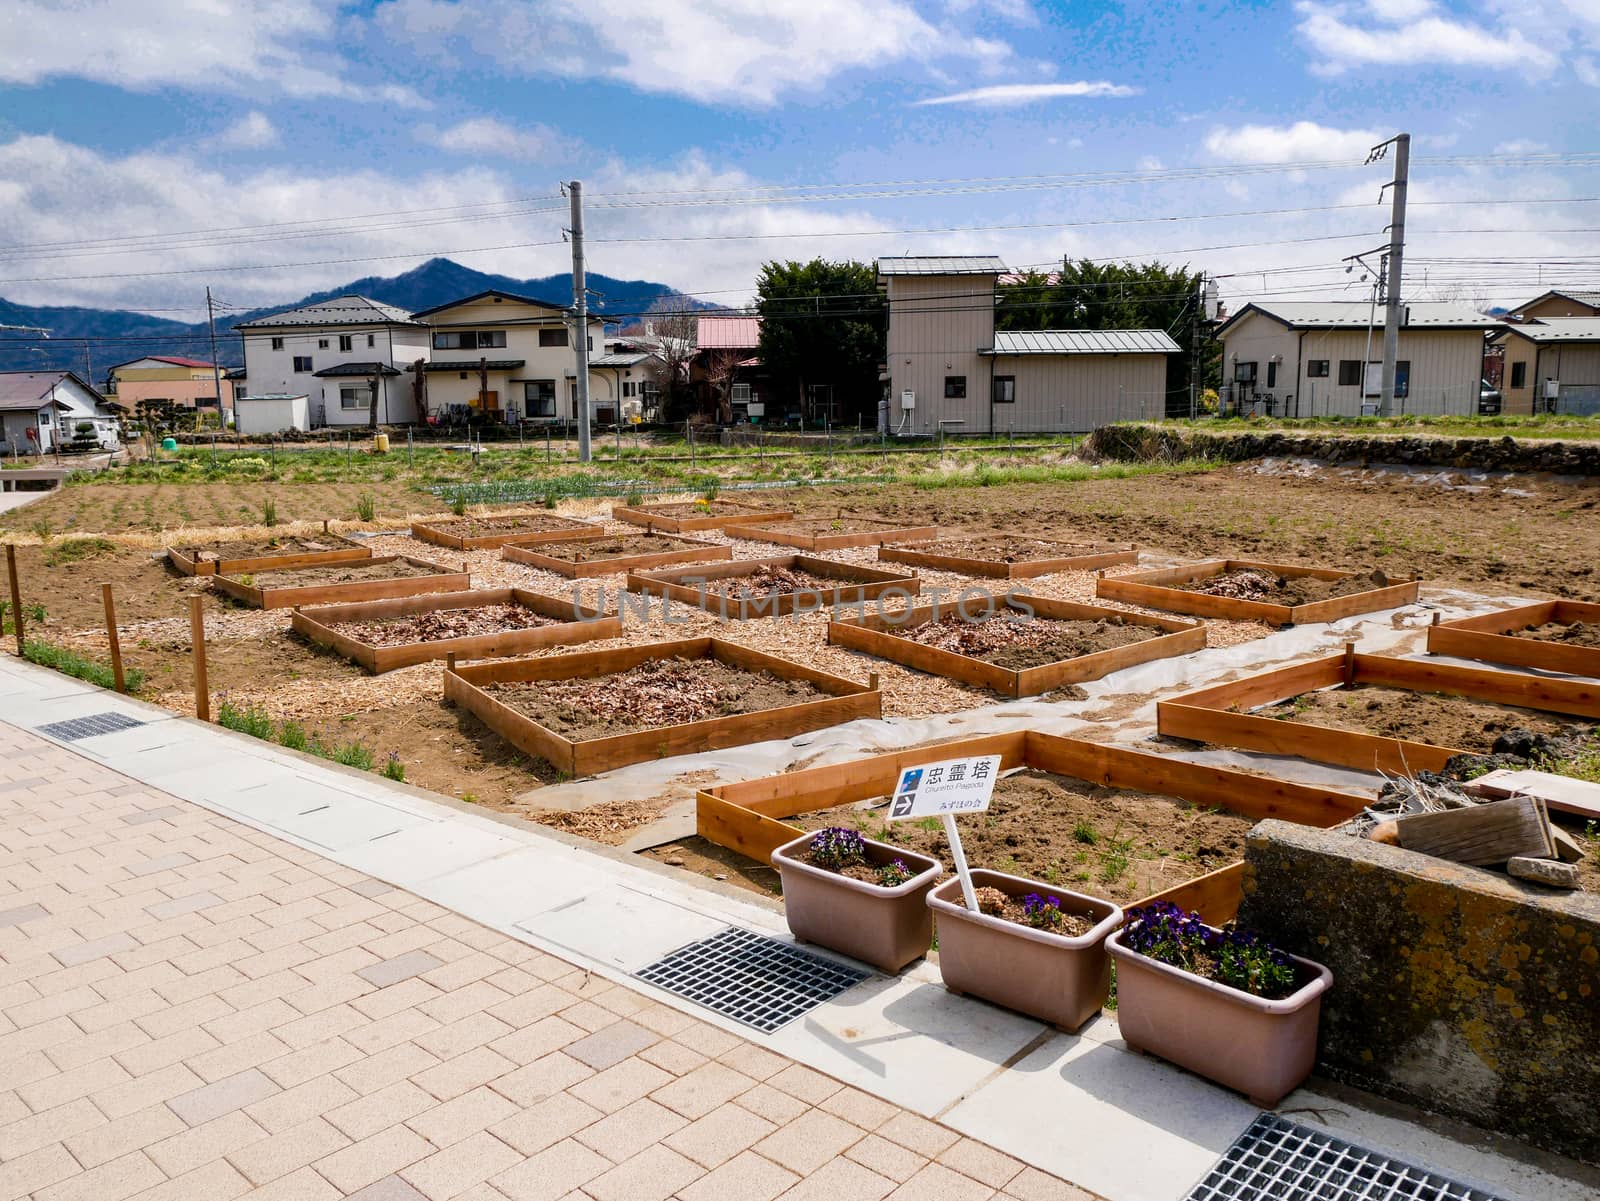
[166,541,370,578]
[503,533,733,578]
[880,536,1137,579]
[627,554,920,620]
[1158,650,1600,776]
[444,636,881,777]
[211,555,471,610]
[411,513,602,550]
[827,595,1205,697]
[1428,600,1600,680]
[1096,558,1420,626]
[723,518,938,552]
[611,500,794,533]
[290,586,619,673]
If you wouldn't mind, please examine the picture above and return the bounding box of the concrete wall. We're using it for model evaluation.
[1238,820,1600,1165]
[886,274,996,434]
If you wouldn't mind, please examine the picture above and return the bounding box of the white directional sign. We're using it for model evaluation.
[887,755,1001,821]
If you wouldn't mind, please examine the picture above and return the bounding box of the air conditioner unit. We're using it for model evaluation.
[900,390,916,410]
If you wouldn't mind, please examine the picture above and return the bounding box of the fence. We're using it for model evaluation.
[1228,382,1490,419]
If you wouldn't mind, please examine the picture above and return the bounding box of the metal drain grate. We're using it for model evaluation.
[1188,1114,1509,1201]
[38,712,146,742]
[636,926,869,1033]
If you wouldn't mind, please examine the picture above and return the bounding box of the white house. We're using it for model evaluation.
[0,371,119,453]
[235,295,429,427]
[408,290,606,424]
[1214,301,1501,417]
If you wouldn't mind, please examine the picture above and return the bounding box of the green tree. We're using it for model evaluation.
[755,259,884,427]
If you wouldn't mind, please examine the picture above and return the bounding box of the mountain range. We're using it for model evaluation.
[0,258,714,379]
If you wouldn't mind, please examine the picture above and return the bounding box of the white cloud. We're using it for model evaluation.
[1578,57,1600,86]
[913,80,1136,106]
[416,118,573,162]
[1203,121,1380,163]
[1294,0,1556,75]
[214,112,280,150]
[1493,138,1551,155]
[0,0,426,104]
[377,0,1015,106]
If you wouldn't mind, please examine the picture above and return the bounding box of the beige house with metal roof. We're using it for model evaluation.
[1214,301,1501,417]
[877,256,1178,434]
[1492,318,1600,415]
[1508,289,1600,322]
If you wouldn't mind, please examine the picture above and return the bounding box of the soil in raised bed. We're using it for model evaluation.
[328,604,558,647]
[1518,620,1600,648]
[536,534,702,562]
[426,514,585,537]
[631,501,775,519]
[179,536,352,562]
[705,564,855,598]
[743,517,908,537]
[483,656,828,740]
[1256,685,1598,754]
[905,536,1115,564]
[898,612,1157,670]
[1181,567,1394,605]
[242,559,448,587]
[792,768,1252,905]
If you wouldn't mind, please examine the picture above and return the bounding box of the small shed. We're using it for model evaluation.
[234,393,310,435]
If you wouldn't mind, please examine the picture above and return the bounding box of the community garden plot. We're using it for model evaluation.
[723,514,937,551]
[611,498,793,532]
[210,555,470,609]
[880,534,1137,579]
[695,729,1366,922]
[1157,650,1600,776]
[290,586,618,673]
[828,595,1204,697]
[503,532,732,578]
[443,636,882,777]
[1096,559,1419,626]
[166,534,369,577]
[627,554,920,620]
[410,511,602,550]
[1428,600,1600,680]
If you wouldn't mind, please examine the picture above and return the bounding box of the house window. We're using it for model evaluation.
[270,337,284,351]
[366,334,375,347]
[1337,360,1362,386]
[622,381,635,398]
[318,339,329,349]
[339,335,353,352]
[293,356,313,373]
[432,330,508,350]
[339,385,371,409]
[523,380,556,417]
[1510,361,1527,388]
[992,375,1015,404]
[944,375,967,399]
[1307,360,1329,378]
[731,383,751,406]
[1266,361,1278,388]
[539,328,568,348]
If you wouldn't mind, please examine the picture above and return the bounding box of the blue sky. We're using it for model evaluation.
[2,0,1598,319]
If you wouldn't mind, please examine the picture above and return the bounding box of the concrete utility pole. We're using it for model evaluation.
[568,181,592,463]
[205,288,226,421]
[1369,133,1410,418]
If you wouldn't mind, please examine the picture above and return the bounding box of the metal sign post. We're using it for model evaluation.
[887,754,1002,911]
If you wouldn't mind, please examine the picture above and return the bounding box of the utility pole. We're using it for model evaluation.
[205,288,226,422]
[1189,274,1205,419]
[568,181,592,463]
[1368,133,1409,418]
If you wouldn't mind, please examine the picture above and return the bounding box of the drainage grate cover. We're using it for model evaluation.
[1188,1114,1509,1201]
[38,712,146,742]
[635,926,869,1033]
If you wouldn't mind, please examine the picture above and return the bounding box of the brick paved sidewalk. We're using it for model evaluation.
[0,723,1095,1201]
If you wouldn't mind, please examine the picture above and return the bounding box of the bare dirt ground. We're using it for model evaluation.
[245,557,452,587]
[1521,620,1600,648]
[533,533,710,562]
[904,535,1126,564]
[415,512,594,537]
[1257,686,1598,754]
[900,612,1156,669]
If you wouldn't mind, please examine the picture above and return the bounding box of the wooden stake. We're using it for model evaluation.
[446,652,457,673]
[1431,611,1441,626]
[1341,641,1357,688]
[101,584,125,693]
[189,595,210,721]
[6,543,23,655]
[868,672,880,692]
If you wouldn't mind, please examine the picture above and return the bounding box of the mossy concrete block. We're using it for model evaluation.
[1238,819,1600,1165]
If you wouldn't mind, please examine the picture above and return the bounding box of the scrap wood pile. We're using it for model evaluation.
[330,604,557,647]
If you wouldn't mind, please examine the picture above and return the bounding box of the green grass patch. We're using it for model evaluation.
[22,639,143,692]
[217,700,275,740]
[42,537,114,566]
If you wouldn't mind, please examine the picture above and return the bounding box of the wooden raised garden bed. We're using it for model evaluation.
[166,535,369,577]
[611,498,793,533]
[696,729,1367,925]
[503,532,733,578]
[724,515,937,552]
[828,595,1204,697]
[411,512,601,550]
[1428,601,1600,680]
[627,554,920,620]
[290,587,619,673]
[1096,559,1419,626]
[211,555,470,610]
[443,636,882,777]
[1158,650,1600,776]
[880,534,1137,579]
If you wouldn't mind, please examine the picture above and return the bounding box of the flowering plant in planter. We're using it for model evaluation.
[1120,900,1297,999]
[806,827,917,888]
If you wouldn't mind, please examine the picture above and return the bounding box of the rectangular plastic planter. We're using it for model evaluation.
[1096,558,1419,627]
[211,555,471,610]
[503,533,732,578]
[1428,600,1600,680]
[612,499,793,533]
[771,831,942,973]
[928,870,1121,1032]
[411,512,601,550]
[880,537,1136,579]
[1106,926,1332,1106]
[290,586,619,673]
[828,595,1204,697]
[723,517,937,552]
[629,554,920,621]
